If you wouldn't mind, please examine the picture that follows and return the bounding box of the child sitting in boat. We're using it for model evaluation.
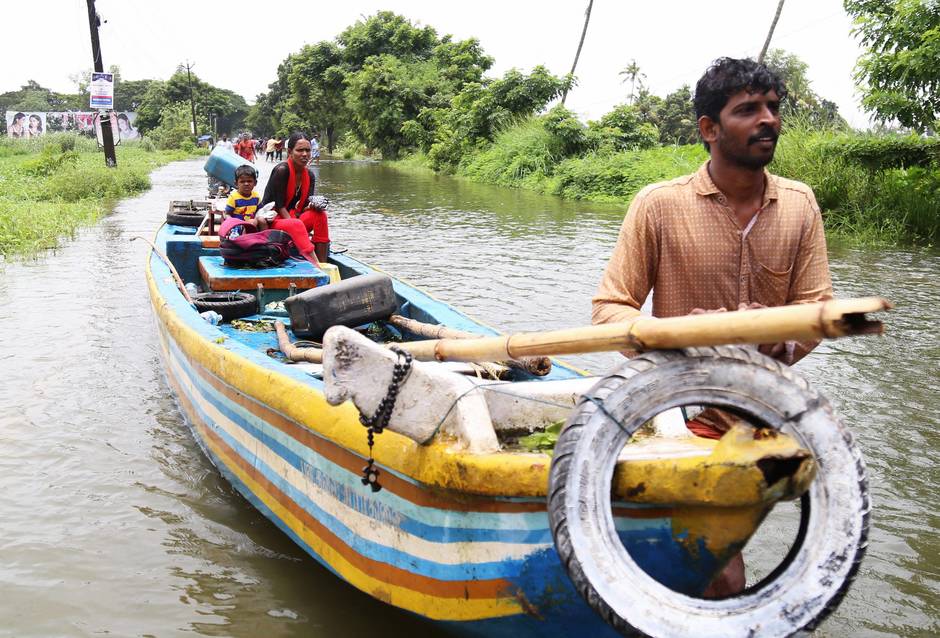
[223,165,265,238]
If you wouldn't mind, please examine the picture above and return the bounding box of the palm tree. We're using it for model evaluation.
[560,0,594,106]
[619,60,645,104]
[758,0,786,64]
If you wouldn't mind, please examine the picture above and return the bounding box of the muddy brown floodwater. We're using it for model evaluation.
[0,159,936,636]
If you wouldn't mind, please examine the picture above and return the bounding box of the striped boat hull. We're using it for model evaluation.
[147,226,748,636]
[155,319,637,636]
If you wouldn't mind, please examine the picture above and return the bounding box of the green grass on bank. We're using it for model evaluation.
[0,134,197,258]
[394,117,940,246]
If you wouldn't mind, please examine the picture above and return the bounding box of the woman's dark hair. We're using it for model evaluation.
[13,112,25,122]
[693,57,787,149]
[287,132,309,151]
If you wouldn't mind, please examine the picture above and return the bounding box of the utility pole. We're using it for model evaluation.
[203,88,212,137]
[185,61,198,140]
[85,0,116,167]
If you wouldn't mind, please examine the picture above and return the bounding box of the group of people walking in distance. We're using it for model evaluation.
[214,131,320,166]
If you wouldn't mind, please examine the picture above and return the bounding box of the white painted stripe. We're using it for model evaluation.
[168,350,553,567]
[174,343,555,532]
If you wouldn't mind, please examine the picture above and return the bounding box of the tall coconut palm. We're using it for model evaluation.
[619,60,645,104]
[758,0,786,64]
[560,0,594,106]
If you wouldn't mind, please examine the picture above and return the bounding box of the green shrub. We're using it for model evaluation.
[816,132,940,170]
[541,106,588,157]
[772,121,940,242]
[549,145,706,201]
[334,136,371,160]
[58,134,77,152]
[590,104,660,152]
[21,148,79,176]
[46,163,151,202]
[461,119,558,185]
[149,102,197,150]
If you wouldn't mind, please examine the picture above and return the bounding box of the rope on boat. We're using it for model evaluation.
[131,232,194,305]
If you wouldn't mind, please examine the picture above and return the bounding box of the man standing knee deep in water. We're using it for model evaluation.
[592,57,834,596]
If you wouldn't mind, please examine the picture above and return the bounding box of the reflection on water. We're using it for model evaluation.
[0,159,935,636]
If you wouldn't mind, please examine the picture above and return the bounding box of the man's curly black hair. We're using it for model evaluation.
[693,57,788,150]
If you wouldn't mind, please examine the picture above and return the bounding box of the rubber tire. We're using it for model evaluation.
[166,211,206,227]
[547,346,869,638]
[192,292,258,321]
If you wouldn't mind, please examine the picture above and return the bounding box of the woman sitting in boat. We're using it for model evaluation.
[260,133,329,266]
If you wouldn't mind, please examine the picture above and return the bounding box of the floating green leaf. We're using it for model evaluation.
[518,420,565,456]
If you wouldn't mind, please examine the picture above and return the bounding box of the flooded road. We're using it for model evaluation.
[0,159,936,636]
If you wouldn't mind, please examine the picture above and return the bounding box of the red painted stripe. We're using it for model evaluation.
[169,364,516,599]
[183,346,549,514]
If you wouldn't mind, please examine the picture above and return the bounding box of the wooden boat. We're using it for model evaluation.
[146,215,878,637]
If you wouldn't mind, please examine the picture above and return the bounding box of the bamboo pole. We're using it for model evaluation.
[275,320,323,363]
[388,315,552,376]
[394,297,891,363]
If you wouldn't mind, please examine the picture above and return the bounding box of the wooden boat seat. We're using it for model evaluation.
[198,255,330,292]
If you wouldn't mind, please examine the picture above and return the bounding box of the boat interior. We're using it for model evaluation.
[158,203,813,482]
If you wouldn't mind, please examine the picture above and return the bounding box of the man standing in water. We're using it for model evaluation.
[592,57,834,594]
[234,132,255,162]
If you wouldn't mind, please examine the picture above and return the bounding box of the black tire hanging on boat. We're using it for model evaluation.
[192,292,257,321]
[166,211,206,227]
[547,346,869,638]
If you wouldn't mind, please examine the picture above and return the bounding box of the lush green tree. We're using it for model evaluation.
[248,12,495,156]
[632,89,664,127]
[115,79,156,111]
[340,16,495,159]
[763,48,846,128]
[133,81,168,132]
[245,91,279,137]
[619,60,645,104]
[432,37,493,87]
[541,105,589,157]
[589,104,659,151]
[657,85,698,145]
[148,102,196,150]
[133,68,247,136]
[345,55,442,158]
[0,80,83,112]
[425,66,569,170]
[288,42,348,151]
[846,0,940,130]
[337,11,438,66]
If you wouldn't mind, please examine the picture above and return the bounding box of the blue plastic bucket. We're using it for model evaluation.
[204,147,258,187]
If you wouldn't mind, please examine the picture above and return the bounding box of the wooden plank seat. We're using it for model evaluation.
[198,256,330,292]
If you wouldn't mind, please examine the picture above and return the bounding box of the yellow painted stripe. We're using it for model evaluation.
[184,390,523,620]
[146,262,554,497]
[165,345,549,564]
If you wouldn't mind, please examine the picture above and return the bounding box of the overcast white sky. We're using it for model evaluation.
[10,0,872,127]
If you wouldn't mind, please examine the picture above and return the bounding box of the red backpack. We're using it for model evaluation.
[219,221,293,267]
